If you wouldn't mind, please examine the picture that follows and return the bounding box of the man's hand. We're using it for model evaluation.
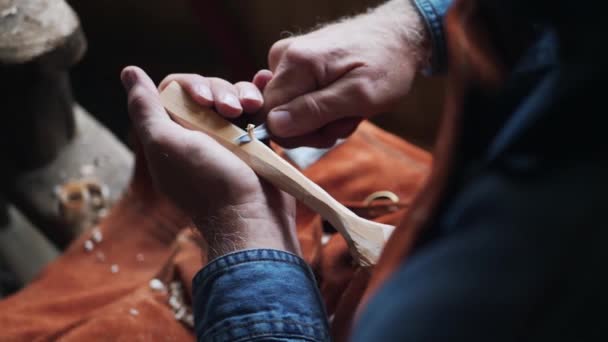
[121,66,299,260]
[263,0,430,148]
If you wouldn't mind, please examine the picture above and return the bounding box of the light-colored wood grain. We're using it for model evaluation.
[160,82,394,266]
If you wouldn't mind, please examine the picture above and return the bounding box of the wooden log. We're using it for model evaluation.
[5,105,134,248]
[0,0,83,64]
[0,1,133,248]
[0,197,59,287]
[1,0,86,168]
[160,82,394,266]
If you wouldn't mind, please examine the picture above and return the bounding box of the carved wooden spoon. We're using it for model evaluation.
[160,82,394,266]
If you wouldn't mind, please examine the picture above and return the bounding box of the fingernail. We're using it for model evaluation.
[268,110,292,136]
[242,88,263,102]
[222,94,242,110]
[121,69,137,90]
[195,84,213,102]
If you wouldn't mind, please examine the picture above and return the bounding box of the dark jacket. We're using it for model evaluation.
[193,1,608,340]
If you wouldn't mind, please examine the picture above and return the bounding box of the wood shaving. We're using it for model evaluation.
[83,240,94,252]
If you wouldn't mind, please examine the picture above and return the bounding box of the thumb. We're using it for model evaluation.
[121,66,174,144]
[267,78,365,138]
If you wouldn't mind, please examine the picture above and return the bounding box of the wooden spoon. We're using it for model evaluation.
[160,82,394,266]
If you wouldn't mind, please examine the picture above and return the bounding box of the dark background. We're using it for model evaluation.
[67,0,445,149]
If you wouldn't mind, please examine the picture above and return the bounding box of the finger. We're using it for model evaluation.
[272,118,361,149]
[121,66,176,144]
[208,77,243,118]
[272,132,338,149]
[268,37,294,71]
[252,69,273,91]
[159,74,214,106]
[266,76,368,138]
[235,81,264,113]
[262,63,317,117]
[264,40,323,116]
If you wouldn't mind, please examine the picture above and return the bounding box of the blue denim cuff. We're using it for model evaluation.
[413,0,451,74]
[193,249,330,341]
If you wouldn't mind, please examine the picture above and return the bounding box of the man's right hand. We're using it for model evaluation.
[262,0,430,148]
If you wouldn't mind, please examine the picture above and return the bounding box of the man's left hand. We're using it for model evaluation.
[121,66,300,260]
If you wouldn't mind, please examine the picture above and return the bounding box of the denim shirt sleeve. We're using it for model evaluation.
[192,249,330,341]
[413,0,452,74]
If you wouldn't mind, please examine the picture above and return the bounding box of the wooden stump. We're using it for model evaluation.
[1,0,134,248]
[1,0,83,63]
[1,0,86,168]
[0,197,59,290]
[6,106,134,247]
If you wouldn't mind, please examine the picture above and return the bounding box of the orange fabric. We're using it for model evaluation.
[0,151,194,341]
[278,121,432,341]
[0,121,431,341]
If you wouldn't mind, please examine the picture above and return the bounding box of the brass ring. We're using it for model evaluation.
[55,178,110,221]
[363,191,400,206]
[55,181,89,210]
[82,180,109,210]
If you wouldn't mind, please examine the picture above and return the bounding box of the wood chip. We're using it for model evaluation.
[168,296,181,310]
[183,313,194,328]
[97,208,108,218]
[149,279,165,292]
[174,307,186,321]
[91,227,103,243]
[83,240,94,252]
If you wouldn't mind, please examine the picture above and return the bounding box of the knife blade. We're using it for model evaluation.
[234,123,271,144]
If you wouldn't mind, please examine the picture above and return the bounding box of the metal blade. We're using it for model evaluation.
[234,123,271,144]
